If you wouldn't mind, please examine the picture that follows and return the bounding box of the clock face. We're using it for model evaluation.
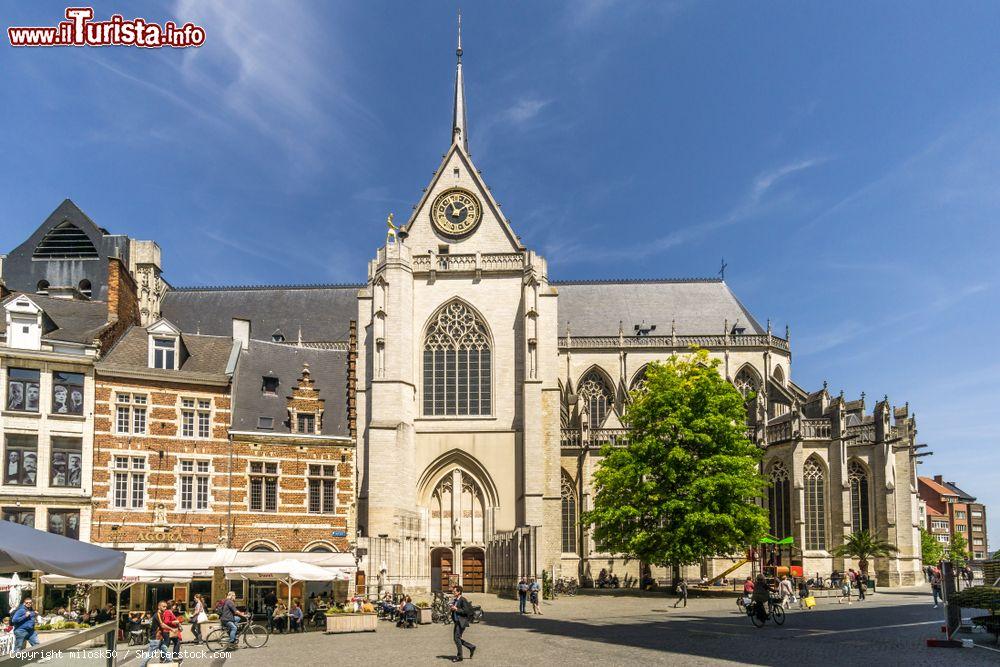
[431,188,482,237]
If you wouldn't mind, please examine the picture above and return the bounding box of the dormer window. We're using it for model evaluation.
[297,413,316,434]
[152,337,177,369]
[262,376,279,396]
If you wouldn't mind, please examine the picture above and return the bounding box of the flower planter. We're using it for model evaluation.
[417,608,433,625]
[325,613,377,634]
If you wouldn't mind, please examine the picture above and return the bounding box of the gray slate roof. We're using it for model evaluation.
[231,339,349,437]
[553,279,765,337]
[1,292,110,345]
[941,481,977,503]
[161,285,360,343]
[100,326,236,376]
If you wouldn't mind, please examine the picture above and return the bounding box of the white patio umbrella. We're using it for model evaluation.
[41,567,189,623]
[229,559,348,613]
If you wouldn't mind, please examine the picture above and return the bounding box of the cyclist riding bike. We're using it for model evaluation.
[218,591,249,650]
[750,574,771,623]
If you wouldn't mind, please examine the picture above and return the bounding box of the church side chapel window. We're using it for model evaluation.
[804,457,827,550]
[248,461,278,512]
[561,473,577,554]
[578,371,613,427]
[733,366,761,399]
[848,460,871,534]
[767,460,792,539]
[422,301,492,416]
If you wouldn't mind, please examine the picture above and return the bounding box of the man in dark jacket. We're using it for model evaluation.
[264,590,278,632]
[449,585,476,662]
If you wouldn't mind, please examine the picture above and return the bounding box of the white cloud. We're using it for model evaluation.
[504,98,551,124]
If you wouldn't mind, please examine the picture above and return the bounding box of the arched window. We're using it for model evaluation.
[767,461,792,539]
[734,366,761,398]
[429,470,487,544]
[78,279,92,299]
[423,301,492,416]
[804,457,827,550]
[848,460,871,535]
[629,366,649,392]
[578,370,613,427]
[772,365,785,386]
[561,472,577,554]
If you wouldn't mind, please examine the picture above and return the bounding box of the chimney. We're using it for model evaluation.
[233,318,251,351]
[934,475,943,484]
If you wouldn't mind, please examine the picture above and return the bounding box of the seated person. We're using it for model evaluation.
[289,602,304,632]
[272,602,288,632]
[610,574,620,588]
[596,568,609,588]
[361,600,375,614]
[397,596,417,628]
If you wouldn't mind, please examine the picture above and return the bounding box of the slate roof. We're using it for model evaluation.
[940,481,977,503]
[1,292,110,345]
[98,326,236,378]
[231,339,350,438]
[160,285,360,343]
[552,279,765,337]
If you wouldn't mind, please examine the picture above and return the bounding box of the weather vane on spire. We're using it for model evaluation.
[718,258,728,281]
[457,9,463,61]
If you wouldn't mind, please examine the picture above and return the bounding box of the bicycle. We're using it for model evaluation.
[746,597,785,628]
[205,618,270,651]
[554,578,578,596]
[431,592,452,625]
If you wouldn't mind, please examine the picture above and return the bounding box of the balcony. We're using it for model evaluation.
[561,427,630,449]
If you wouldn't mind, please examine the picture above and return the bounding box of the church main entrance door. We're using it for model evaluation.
[462,547,485,592]
[431,547,453,593]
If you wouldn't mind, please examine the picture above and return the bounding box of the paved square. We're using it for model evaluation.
[50,587,1000,666]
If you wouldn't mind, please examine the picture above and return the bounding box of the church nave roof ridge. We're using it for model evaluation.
[169,282,365,292]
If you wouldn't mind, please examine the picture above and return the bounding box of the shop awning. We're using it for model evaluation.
[122,549,356,572]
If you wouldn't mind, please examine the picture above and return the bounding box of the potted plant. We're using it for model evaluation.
[324,604,377,634]
[415,600,432,625]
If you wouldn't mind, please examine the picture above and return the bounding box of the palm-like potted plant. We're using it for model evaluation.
[832,530,898,587]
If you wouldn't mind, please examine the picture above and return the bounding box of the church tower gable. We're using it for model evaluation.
[401,18,523,256]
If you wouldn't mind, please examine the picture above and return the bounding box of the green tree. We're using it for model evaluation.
[581,350,769,577]
[832,530,898,577]
[920,527,945,566]
[948,534,969,569]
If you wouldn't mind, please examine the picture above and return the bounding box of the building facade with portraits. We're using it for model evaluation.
[0,32,923,595]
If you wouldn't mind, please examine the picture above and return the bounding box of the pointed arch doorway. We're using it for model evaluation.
[419,451,499,593]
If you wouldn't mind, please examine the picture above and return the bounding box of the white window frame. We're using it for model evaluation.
[115,393,148,435]
[179,397,212,440]
[176,457,212,511]
[150,336,178,370]
[110,453,147,510]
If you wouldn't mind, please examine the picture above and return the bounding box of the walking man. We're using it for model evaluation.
[449,585,476,662]
[529,577,541,615]
[10,596,40,653]
[930,568,943,609]
[673,579,688,608]
[517,578,528,614]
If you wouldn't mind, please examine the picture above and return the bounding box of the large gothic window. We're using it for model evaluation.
[429,470,487,544]
[561,472,577,554]
[423,302,492,416]
[804,457,827,550]
[848,460,871,535]
[734,366,761,399]
[767,460,792,539]
[578,370,613,427]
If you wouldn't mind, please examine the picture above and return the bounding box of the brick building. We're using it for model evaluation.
[918,475,989,561]
[87,317,356,611]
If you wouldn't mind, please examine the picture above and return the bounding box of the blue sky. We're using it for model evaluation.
[2,2,998,545]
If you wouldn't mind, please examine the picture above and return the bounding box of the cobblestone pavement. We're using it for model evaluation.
[46,586,1000,666]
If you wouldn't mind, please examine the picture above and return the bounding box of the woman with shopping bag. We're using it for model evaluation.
[191,594,208,644]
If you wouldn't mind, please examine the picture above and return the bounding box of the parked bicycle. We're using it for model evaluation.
[431,591,452,624]
[205,619,270,651]
[746,597,785,628]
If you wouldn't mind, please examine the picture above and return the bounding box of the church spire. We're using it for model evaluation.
[452,11,469,152]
